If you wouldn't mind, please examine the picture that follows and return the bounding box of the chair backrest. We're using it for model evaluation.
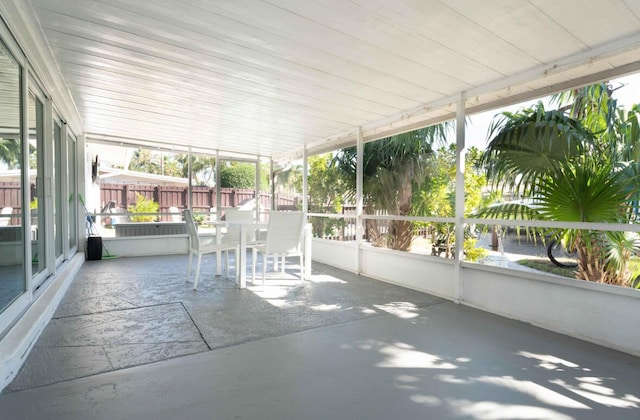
[265,211,306,254]
[183,209,199,250]
[223,209,255,244]
[169,206,182,222]
[0,207,12,227]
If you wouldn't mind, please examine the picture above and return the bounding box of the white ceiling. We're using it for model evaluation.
[22,0,640,158]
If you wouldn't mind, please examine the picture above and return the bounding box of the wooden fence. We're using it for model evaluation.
[99,183,298,220]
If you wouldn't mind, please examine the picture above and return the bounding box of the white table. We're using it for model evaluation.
[222,222,312,289]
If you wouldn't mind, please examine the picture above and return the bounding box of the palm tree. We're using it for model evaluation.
[0,137,21,169]
[333,124,450,251]
[480,84,640,286]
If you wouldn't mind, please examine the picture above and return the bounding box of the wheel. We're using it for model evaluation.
[547,239,578,268]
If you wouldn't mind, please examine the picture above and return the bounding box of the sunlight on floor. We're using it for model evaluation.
[518,351,639,409]
[518,351,583,371]
[452,400,575,420]
[374,301,420,319]
[377,342,458,369]
[475,376,589,409]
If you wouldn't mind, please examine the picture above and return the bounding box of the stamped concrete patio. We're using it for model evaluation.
[1,254,639,419]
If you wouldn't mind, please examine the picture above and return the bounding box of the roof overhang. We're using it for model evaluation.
[2,1,639,159]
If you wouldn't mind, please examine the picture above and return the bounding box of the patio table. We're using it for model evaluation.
[224,221,312,288]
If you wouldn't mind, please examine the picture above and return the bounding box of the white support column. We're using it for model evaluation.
[356,127,364,274]
[269,158,274,211]
[302,146,311,279]
[187,148,192,210]
[215,150,221,216]
[454,95,466,303]
[43,97,55,275]
[255,156,260,222]
[302,147,308,214]
[215,150,222,275]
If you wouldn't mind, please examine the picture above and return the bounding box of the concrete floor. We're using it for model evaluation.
[0,255,639,419]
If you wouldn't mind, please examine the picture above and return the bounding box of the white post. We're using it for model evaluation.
[215,150,222,275]
[454,95,466,303]
[356,127,364,274]
[255,156,260,222]
[302,147,308,214]
[303,147,311,278]
[269,157,274,211]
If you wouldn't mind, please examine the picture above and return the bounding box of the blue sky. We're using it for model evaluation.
[465,73,640,149]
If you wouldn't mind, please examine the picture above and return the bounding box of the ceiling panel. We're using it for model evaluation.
[23,0,640,158]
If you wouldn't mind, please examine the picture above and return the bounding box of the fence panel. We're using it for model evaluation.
[0,182,22,225]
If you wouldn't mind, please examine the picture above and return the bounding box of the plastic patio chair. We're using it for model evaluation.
[251,211,306,285]
[0,207,12,227]
[184,209,238,290]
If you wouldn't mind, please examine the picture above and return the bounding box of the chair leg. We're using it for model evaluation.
[281,255,285,273]
[193,253,202,290]
[186,251,193,282]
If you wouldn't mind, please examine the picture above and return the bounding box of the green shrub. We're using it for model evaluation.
[128,193,159,222]
[464,238,488,262]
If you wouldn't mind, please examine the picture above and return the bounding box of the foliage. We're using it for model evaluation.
[274,162,302,196]
[0,138,21,170]
[333,125,451,250]
[463,238,488,262]
[128,193,159,222]
[219,162,268,189]
[307,154,345,237]
[478,83,640,286]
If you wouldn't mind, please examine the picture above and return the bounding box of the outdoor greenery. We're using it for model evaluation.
[479,83,640,286]
[128,193,159,222]
[219,161,268,190]
[0,138,21,169]
[332,125,451,251]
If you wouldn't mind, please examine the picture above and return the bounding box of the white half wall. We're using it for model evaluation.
[311,239,640,357]
[462,263,640,357]
[312,239,358,273]
[361,246,455,299]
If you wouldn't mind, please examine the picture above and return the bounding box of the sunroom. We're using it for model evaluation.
[0,1,639,418]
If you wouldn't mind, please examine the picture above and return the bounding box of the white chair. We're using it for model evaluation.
[184,209,238,290]
[0,207,12,227]
[169,206,182,222]
[252,211,306,285]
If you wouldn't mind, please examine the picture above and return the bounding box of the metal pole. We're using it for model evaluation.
[356,127,364,274]
[454,95,466,303]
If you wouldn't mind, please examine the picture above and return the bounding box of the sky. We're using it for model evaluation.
[464,73,640,149]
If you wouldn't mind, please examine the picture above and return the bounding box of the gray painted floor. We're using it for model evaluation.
[1,255,639,419]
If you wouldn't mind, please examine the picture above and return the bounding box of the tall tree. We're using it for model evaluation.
[333,124,450,251]
[0,138,21,169]
[479,84,640,286]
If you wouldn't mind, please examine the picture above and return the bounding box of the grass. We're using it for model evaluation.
[517,257,576,278]
[518,256,640,288]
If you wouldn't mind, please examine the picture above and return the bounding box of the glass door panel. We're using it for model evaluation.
[53,121,63,260]
[0,39,25,313]
[67,134,77,251]
[28,92,47,286]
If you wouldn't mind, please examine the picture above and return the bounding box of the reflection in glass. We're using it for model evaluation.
[0,39,25,313]
[28,92,47,284]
